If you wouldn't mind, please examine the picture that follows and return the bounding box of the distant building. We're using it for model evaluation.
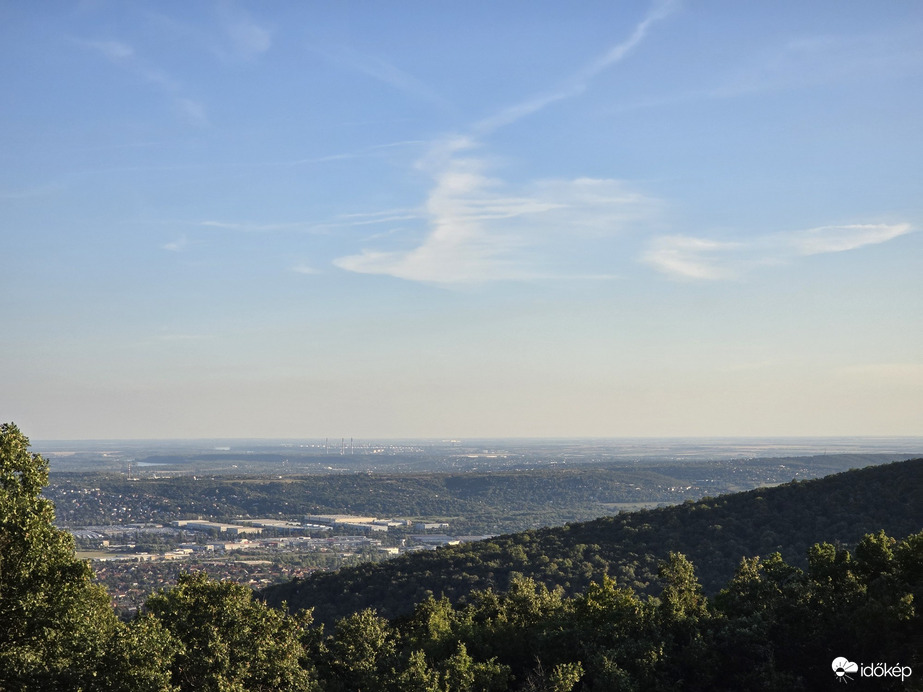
[208,542,247,551]
[240,519,307,532]
[414,522,450,531]
[301,523,333,531]
[179,542,214,552]
[341,522,388,532]
[304,514,378,526]
[409,534,458,546]
[171,520,262,536]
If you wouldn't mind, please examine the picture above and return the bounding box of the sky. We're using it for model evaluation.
[2,0,922,440]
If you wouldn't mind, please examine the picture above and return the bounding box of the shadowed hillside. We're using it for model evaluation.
[263,457,923,625]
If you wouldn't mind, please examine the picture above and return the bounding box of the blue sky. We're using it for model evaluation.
[2,1,921,439]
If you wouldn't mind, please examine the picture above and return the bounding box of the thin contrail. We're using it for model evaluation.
[473,0,679,135]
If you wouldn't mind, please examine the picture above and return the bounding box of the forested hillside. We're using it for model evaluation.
[264,457,923,625]
[4,423,923,690]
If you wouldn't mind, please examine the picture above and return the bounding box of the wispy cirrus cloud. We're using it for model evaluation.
[143,4,271,62]
[712,26,923,98]
[334,150,545,283]
[475,0,678,134]
[200,220,316,233]
[337,208,421,222]
[593,24,923,121]
[176,98,208,127]
[642,223,914,280]
[328,1,912,287]
[316,45,448,110]
[641,236,744,281]
[84,39,134,61]
[333,2,677,284]
[211,139,424,170]
[79,37,208,126]
[161,236,188,252]
[786,223,912,255]
[197,215,401,235]
[217,4,271,59]
[335,143,660,283]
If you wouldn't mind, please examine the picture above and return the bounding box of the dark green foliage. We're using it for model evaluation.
[264,458,923,625]
[144,571,317,691]
[323,609,397,691]
[284,532,920,690]
[0,423,164,691]
[709,531,923,690]
[91,616,180,692]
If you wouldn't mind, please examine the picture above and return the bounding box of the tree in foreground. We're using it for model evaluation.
[144,571,318,692]
[0,422,175,691]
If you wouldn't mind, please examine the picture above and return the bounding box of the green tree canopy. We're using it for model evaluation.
[0,422,178,691]
[144,571,317,692]
[0,423,119,689]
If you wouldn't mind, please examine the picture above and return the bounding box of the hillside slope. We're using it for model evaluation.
[263,457,923,625]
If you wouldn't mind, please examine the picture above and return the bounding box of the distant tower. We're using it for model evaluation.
[325,438,328,455]
[350,437,354,454]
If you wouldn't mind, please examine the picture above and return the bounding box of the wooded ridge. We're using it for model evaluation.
[263,457,923,625]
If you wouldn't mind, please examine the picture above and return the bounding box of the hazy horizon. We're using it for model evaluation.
[32,435,923,453]
[3,1,921,440]
[30,434,923,442]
